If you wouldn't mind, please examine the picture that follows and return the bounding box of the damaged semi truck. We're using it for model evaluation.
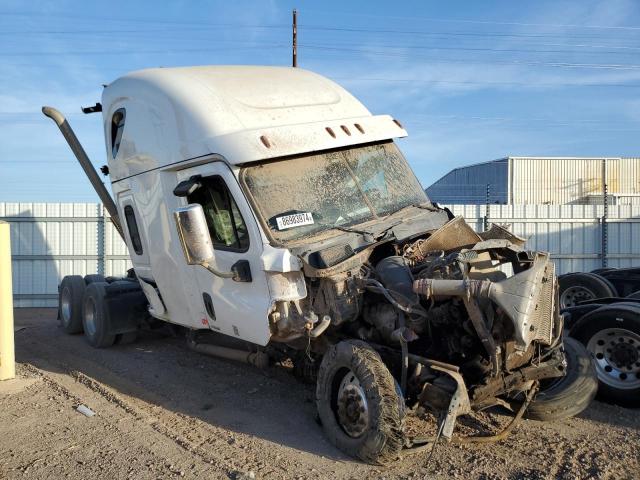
[44,66,597,464]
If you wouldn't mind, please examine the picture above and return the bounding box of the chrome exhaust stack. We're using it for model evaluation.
[42,106,124,240]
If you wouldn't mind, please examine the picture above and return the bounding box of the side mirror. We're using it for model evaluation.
[174,204,214,265]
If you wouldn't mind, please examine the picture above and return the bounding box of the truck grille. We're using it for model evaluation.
[530,262,555,345]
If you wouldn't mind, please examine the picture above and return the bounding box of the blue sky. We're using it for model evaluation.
[1,0,639,201]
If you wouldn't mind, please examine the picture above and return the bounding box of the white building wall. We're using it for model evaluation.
[509,157,640,205]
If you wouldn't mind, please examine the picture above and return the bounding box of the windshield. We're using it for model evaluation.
[242,141,429,243]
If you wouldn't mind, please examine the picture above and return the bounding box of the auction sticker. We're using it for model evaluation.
[276,212,314,230]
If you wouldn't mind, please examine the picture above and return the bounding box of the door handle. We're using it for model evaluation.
[230,260,252,283]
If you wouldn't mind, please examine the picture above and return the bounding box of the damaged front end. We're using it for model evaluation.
[266,213,569,449]
[407,223,567,443]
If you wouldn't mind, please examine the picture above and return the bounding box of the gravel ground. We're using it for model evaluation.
[1,308,638,480]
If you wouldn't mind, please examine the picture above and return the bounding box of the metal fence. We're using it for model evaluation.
[2,202,639,307]
[445,203,640,274]
[1,203,130,307]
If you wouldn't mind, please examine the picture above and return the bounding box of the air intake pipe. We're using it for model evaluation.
[42,106,124,240]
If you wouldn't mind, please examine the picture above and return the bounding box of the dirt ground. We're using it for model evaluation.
[1,308,639,480]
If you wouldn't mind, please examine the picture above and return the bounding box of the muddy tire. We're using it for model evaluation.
[84,274,106,285]
[58,275,86,334]
[82,282,116,348]
[570,302,640,407]
[559,273,618,308]
[316,340,404,465]
[526,337,597,421]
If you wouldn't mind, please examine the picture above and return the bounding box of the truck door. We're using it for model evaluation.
[176,162,272,345]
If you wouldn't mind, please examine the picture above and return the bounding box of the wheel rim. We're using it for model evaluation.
[560,285,597,308]
[61,287,72,324]
[84,297,97,337]
[336,369,369,438]
[587,328,640,390]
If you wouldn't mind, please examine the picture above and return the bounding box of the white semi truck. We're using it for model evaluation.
[44,66,596,464]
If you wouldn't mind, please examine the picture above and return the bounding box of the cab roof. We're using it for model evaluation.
[101,66,407,181]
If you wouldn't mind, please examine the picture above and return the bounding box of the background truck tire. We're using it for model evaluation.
[570,302,640,407]
[559,272,618,308]
[526,337,598,421]
[84,274,106,285]
[58,275,86,334]
[82,282,116,348]
[316,340,404,465]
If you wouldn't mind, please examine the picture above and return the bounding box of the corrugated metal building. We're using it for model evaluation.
[426,157,640,205]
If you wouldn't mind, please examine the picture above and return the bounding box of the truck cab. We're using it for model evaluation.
[101,65,433,343]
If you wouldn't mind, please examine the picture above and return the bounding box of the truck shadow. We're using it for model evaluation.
[13,308,355,462]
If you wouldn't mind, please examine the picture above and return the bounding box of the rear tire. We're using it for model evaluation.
[316,340,404,465]
[58,275,86,334]
[82,282,116,348]
[559,272,618,308]
[84,274,106,285]
[526,337,598,421]
[570,302,640,407]
[116,331,138,345]
[590,268,615,276]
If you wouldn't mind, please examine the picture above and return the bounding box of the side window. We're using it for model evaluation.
[124,205,143,255]
[111,108,126,158]
[187,176,249,251]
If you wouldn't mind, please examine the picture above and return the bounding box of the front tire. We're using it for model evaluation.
[82,282,116,348]
[316,340,404,465]
[526,337,598,421]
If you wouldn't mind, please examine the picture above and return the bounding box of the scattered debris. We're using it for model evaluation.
[232,470,256,480]
[75,404,95,417]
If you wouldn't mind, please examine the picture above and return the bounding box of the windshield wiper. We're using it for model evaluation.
[314,221,376,242]
[382,202,437,220]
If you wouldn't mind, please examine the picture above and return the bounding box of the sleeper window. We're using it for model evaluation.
[187,176,249,251]
[124,205,143,255]
[111,109,126,158]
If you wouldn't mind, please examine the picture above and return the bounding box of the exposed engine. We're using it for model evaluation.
[268,217,566,425]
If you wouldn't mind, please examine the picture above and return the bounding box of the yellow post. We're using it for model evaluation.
[0,221,15,381]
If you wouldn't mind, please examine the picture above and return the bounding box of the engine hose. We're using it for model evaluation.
[396,314,408,395]
[400,335,408,394]
[365,280,428,318]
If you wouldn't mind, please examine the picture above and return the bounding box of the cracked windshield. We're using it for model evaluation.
[242,141,428,243]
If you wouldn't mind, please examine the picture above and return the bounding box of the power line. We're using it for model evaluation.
[300,42,640,56]
[3,42,640,70]
[301,10,640,31]
[403,114,637,124]
[0,25,289,35]
[301,45,640,70]
[333,77,640,89]
[6,9,640,32]
[297,24,640,43]
[0,12,288,29]
[0,44,289,56]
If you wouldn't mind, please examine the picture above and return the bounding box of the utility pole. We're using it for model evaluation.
[292,9,298,67]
